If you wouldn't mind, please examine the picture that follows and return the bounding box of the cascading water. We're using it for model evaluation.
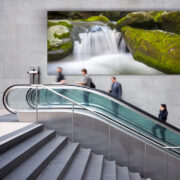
[73,26,125,62]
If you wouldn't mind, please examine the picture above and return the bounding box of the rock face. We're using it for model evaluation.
[122,26,180,74]
[155,11,180,35]
[48,20,73,61]
[115,12,157,31]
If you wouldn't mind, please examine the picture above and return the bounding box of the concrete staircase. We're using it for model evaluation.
[0,124,150,180]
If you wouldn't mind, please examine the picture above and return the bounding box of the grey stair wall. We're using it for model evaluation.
[0,124,150,180]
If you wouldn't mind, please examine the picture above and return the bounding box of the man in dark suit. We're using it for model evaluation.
[108,77,122,99]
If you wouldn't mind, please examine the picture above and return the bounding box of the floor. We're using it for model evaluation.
[0,108,29,140]
[0,122,33,138]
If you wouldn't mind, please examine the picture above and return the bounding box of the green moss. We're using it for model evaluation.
[86,15,109,23]
[115,11,157,32]
[153,11,165,22]
[48,21,73,29]
[54,32,70,39]
[47,40,51,51]
[122,26,180,74]
[48,41,73,54]
[60,41,73,52]
[71,19,85,22]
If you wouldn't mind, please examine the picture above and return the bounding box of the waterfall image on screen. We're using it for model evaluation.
[47,11,180,75]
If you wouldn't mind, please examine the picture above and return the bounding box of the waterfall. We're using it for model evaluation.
[118,34,127,52]
[73,26,127,62]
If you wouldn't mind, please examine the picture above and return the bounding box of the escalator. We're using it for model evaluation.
[3,84,180,179]
[3,84,180,156]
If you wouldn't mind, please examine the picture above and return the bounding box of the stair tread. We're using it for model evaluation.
[63,147,91,180]
[117,166,130,180]
[102,160,116,180]
[4,136,67,180]
[130,172,141,180]
[37,141,79,180]
[0,124,43,145]
[0,129,55,170]
[83,153,103,180]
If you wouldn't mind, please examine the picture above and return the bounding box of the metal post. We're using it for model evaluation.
[144,140,147,179]
[108,121,111,160]
[35,86,38,124]
[72,103,74,142]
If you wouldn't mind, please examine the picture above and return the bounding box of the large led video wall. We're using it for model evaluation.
[47,11,180,75]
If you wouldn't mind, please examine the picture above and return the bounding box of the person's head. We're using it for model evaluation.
[160,104,167,111]
[81,68,87,75]
[57,67,63,73]
[111,76,116,83]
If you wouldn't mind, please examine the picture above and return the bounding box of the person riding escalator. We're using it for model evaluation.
[152,104,168,141]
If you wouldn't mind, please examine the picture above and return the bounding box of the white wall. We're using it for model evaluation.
[0,0,180,127]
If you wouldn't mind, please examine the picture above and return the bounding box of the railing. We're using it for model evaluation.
[3,84,180,151]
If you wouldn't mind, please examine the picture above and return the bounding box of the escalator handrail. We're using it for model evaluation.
[3,84,180,135]
[58,84,180,134]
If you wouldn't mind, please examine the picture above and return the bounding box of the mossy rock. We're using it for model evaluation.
[48,41,73,61]
[86,15,109,23]
[107,22,115,30]
[122,26,180,74]
[115,11,157,31]
[48,25,71,50]
[155,11,180,35]
[54,32,70,39]
[48,20,73,28]
[48,23,73,60]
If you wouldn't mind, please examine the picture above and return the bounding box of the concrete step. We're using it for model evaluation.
[37,141,79,180]
[130,172,141,180]
[102,159,116,180]
[0,124,43,154]
[3,135,67,180]
[0,129,55,178]
[117,166,130,180]
[83,153,103,180]
[63,147,91,180]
